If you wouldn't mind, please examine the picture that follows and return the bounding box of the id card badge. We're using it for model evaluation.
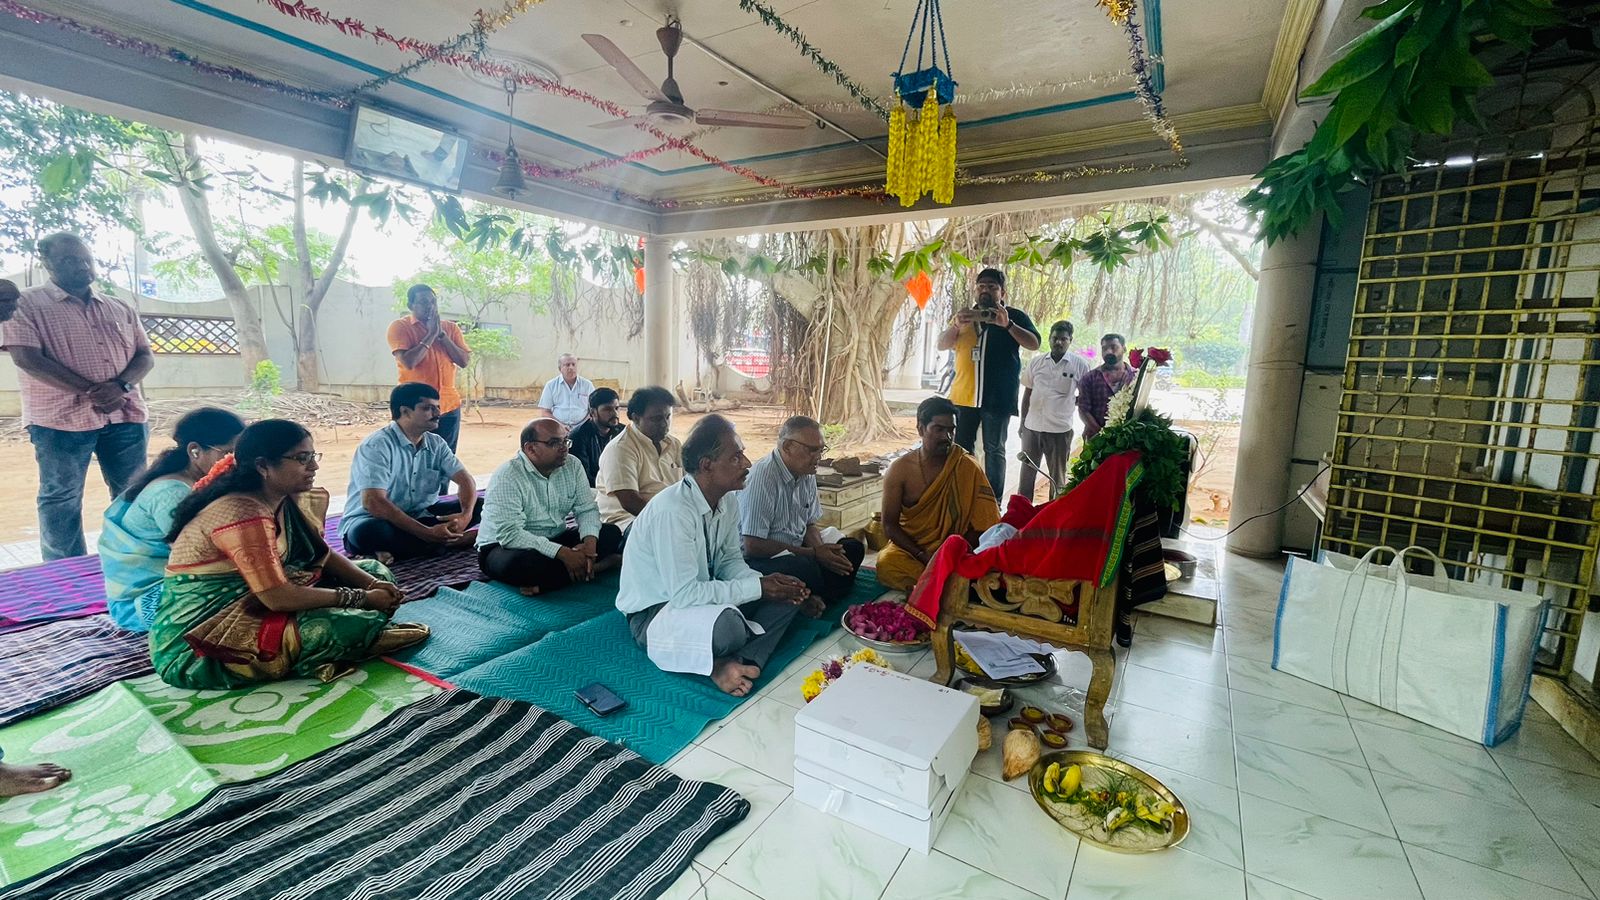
[971,346,981,362]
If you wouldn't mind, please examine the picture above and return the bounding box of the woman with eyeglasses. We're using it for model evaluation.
[98,407,246,631]
[150,419,429,689]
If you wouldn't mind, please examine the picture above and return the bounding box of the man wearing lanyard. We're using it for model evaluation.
[936,267,1041,500]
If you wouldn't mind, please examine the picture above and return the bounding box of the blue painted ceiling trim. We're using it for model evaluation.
[164,0,1166,179]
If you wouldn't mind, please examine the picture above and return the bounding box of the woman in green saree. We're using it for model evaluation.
[150,419,430,689]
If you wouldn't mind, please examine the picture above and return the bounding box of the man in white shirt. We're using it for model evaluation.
[1019,320,1091,500]
[595,385,683,527]
[616,415,811,697]
[540,354,594,428]
[477,418,624,596]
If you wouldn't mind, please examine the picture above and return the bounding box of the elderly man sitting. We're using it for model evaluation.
[740,416,865,605]
[339,382,479,561]
[477,418,623,596]
[876,396,1000,591]
[616,415,811,697]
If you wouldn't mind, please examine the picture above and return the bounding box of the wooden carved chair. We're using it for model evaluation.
[929,571,1119,749]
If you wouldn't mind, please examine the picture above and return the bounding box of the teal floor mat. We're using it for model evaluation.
[453,569,882,764]
[390,576,618,679]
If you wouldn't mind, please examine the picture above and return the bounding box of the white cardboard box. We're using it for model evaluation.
[793,756,965,853]
[793,665,979,809]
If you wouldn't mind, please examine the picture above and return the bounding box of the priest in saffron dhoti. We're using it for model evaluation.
[876,397,1001,591]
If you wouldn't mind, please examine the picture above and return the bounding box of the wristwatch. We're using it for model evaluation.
[114,379,132,393]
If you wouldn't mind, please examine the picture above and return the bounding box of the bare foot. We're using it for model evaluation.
[710,658,761,697]
[375,551,395,566]
[519,585,541,597]
[800,596,827,619]
[0,762,71,797]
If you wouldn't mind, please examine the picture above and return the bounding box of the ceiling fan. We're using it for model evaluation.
[582,19,810,131]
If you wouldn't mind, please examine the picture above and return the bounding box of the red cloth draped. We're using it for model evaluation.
[907,452,1143,627]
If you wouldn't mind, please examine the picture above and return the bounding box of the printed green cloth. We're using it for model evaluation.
[0,661,438,885]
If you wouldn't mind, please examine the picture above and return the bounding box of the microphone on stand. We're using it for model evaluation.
[1016,451,1059,495]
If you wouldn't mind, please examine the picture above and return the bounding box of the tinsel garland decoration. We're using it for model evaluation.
[735,0,889,119]
[1096,0,1183,157]
[0,0,347,107]
[955,159,1187,186]
[349,0,552,94]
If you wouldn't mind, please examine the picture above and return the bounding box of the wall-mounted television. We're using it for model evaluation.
[345,104,469,192]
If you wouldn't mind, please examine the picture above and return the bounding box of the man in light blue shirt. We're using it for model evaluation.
[340,382,479,560]
[740,415,864,603]
[477,417,623,596]
[616,415,811,697]
[540,354,594,428]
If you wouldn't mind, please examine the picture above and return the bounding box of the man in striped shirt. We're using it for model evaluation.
[477,418,623,596]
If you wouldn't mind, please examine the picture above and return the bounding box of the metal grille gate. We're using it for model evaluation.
[1322,93,1600,676]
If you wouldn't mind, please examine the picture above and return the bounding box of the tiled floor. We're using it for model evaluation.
[658,552,1600,900]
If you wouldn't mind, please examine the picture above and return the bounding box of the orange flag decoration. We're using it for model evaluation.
[905,271,933,309]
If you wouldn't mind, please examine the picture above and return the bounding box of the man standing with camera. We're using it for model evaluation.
[937,267,1040,500]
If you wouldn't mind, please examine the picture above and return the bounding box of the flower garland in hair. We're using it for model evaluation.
[192,453,236,492]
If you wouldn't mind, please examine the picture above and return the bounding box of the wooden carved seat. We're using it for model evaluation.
[929,570,1118,750]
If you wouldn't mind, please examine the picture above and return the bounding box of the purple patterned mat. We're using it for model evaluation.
[0,615,151,728]
[0,510,477,635]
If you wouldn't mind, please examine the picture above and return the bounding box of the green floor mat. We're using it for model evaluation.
[453,569,882,764]
[389,576,619,679]
[0,661,438,886]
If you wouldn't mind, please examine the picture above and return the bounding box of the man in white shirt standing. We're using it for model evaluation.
[540,354,594,428]
[477,418,624,596]
[616,414,811,697]
[1018,320,1091,501]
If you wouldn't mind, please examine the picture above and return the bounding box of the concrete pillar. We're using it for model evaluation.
[1228,221,1323,558]
[642,235,673,388]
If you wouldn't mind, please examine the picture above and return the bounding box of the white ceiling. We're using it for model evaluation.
[5,0,1307,228]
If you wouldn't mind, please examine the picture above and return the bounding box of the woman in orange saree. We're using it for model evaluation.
[150,419,429,689]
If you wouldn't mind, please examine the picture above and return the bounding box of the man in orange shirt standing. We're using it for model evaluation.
[388,284,471,453]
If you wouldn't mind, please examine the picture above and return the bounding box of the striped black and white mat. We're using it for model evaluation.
[0,614,151,728]
[1,690,749,900]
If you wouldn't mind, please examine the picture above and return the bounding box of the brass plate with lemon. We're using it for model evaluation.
[1028,750,1189,853]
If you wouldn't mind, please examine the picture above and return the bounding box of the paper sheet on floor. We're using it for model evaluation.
[955,630,1057,679]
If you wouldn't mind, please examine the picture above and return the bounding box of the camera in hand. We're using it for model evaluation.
[974,307,998,323]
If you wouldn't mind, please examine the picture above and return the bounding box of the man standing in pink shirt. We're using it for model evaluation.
[2,233,154,560]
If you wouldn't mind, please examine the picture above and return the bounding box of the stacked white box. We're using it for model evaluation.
[792,665,979,852]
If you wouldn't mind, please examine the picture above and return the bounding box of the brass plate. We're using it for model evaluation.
[1027,750,1190,853]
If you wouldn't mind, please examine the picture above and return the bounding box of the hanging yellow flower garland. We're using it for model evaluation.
[885,90,957,207]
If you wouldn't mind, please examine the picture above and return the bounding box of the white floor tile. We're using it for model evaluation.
[1234,735,1393,837]
[658,864,761,900]
[1109,703,1237,788]
[1488,719,1600,777]
[1493,754,1600,894]
[1350,720,1515,804]
[701,697,797,786]
[1116,754,1244,870]
[1239,794,1422,900]
[1373,772,1590,896]
[720,797,908,900]
[1229,692,1364,766]
[1222,622,1276,663]
[879,849,1049,900]
[934,774,1081,900]
[1067,844,1246,899]
[667,746,792,869]
[1225,656,1344,715]
[1404,843,1593,900]
[1126,636,1229,687]
[1244,875,1321,899]
[1339,696,1476,747]
[1119,664,1232,729]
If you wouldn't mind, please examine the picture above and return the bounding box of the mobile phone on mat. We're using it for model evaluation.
[575,682,627,717]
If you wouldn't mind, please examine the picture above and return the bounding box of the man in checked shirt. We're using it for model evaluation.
[2,233,154,561]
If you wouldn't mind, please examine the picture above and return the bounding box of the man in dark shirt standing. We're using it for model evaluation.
[936,267,1041,500]
[569,387,623,486]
